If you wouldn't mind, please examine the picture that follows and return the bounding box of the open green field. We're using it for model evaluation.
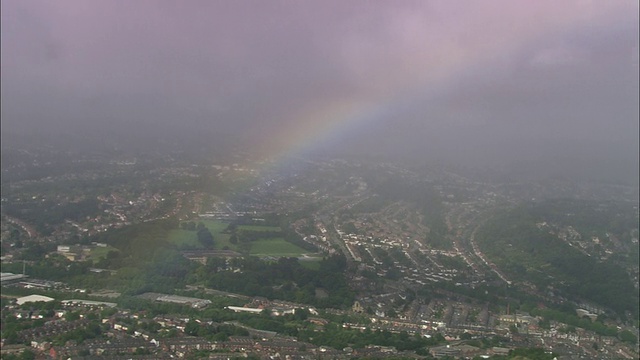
[299,257,323,270]
[168,219,233,249]
[238,224,281,232]
[89,245,120,261]
[167,229,203,248]
[249,238,307,257]
[200,219,233,234]
[168,220,312,257]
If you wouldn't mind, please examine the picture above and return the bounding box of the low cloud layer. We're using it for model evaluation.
[2,1,638,183]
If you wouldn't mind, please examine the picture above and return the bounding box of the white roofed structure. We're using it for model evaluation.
[16,295,54,305]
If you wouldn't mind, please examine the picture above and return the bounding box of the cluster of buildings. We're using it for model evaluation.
[56,243,107,262]
[0,292,418,359]
[226,297,319,318]
[337,227,461,287]
[137,292,212,309]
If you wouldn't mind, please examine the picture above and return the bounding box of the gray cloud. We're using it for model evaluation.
[1,0,638,183]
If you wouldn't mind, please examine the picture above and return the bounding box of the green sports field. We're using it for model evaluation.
[89,245,120,261]
[238,224,281,232]
[168,220,308,257]
[167,219,232,249]
[249,238,307,257]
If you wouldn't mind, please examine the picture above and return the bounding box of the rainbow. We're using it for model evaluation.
[253,87,431,172]
[248,27,513,172]
[261,99,380,162]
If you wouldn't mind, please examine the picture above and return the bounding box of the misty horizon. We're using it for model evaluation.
[2,1,638,185]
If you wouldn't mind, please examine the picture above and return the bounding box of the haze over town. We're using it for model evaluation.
[2,0,638,184]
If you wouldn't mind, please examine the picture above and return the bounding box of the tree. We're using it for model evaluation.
[225,223,238,233]
[197,228,214,248]
[229,234,238,244]
[185,319,200,336]
[294,308,309,321]
[66,311,81,321]
[619,330,638,344]
[134,347,151,355]
[20,350,36,360]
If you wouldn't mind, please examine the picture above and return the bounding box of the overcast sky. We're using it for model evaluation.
[1,1,638,182]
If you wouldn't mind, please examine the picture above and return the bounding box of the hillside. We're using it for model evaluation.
[475,200,639,318]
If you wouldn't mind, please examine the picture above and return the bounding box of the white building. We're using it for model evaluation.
[16,295,54,306]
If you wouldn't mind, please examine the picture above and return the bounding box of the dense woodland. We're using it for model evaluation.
[475,201,639,320]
